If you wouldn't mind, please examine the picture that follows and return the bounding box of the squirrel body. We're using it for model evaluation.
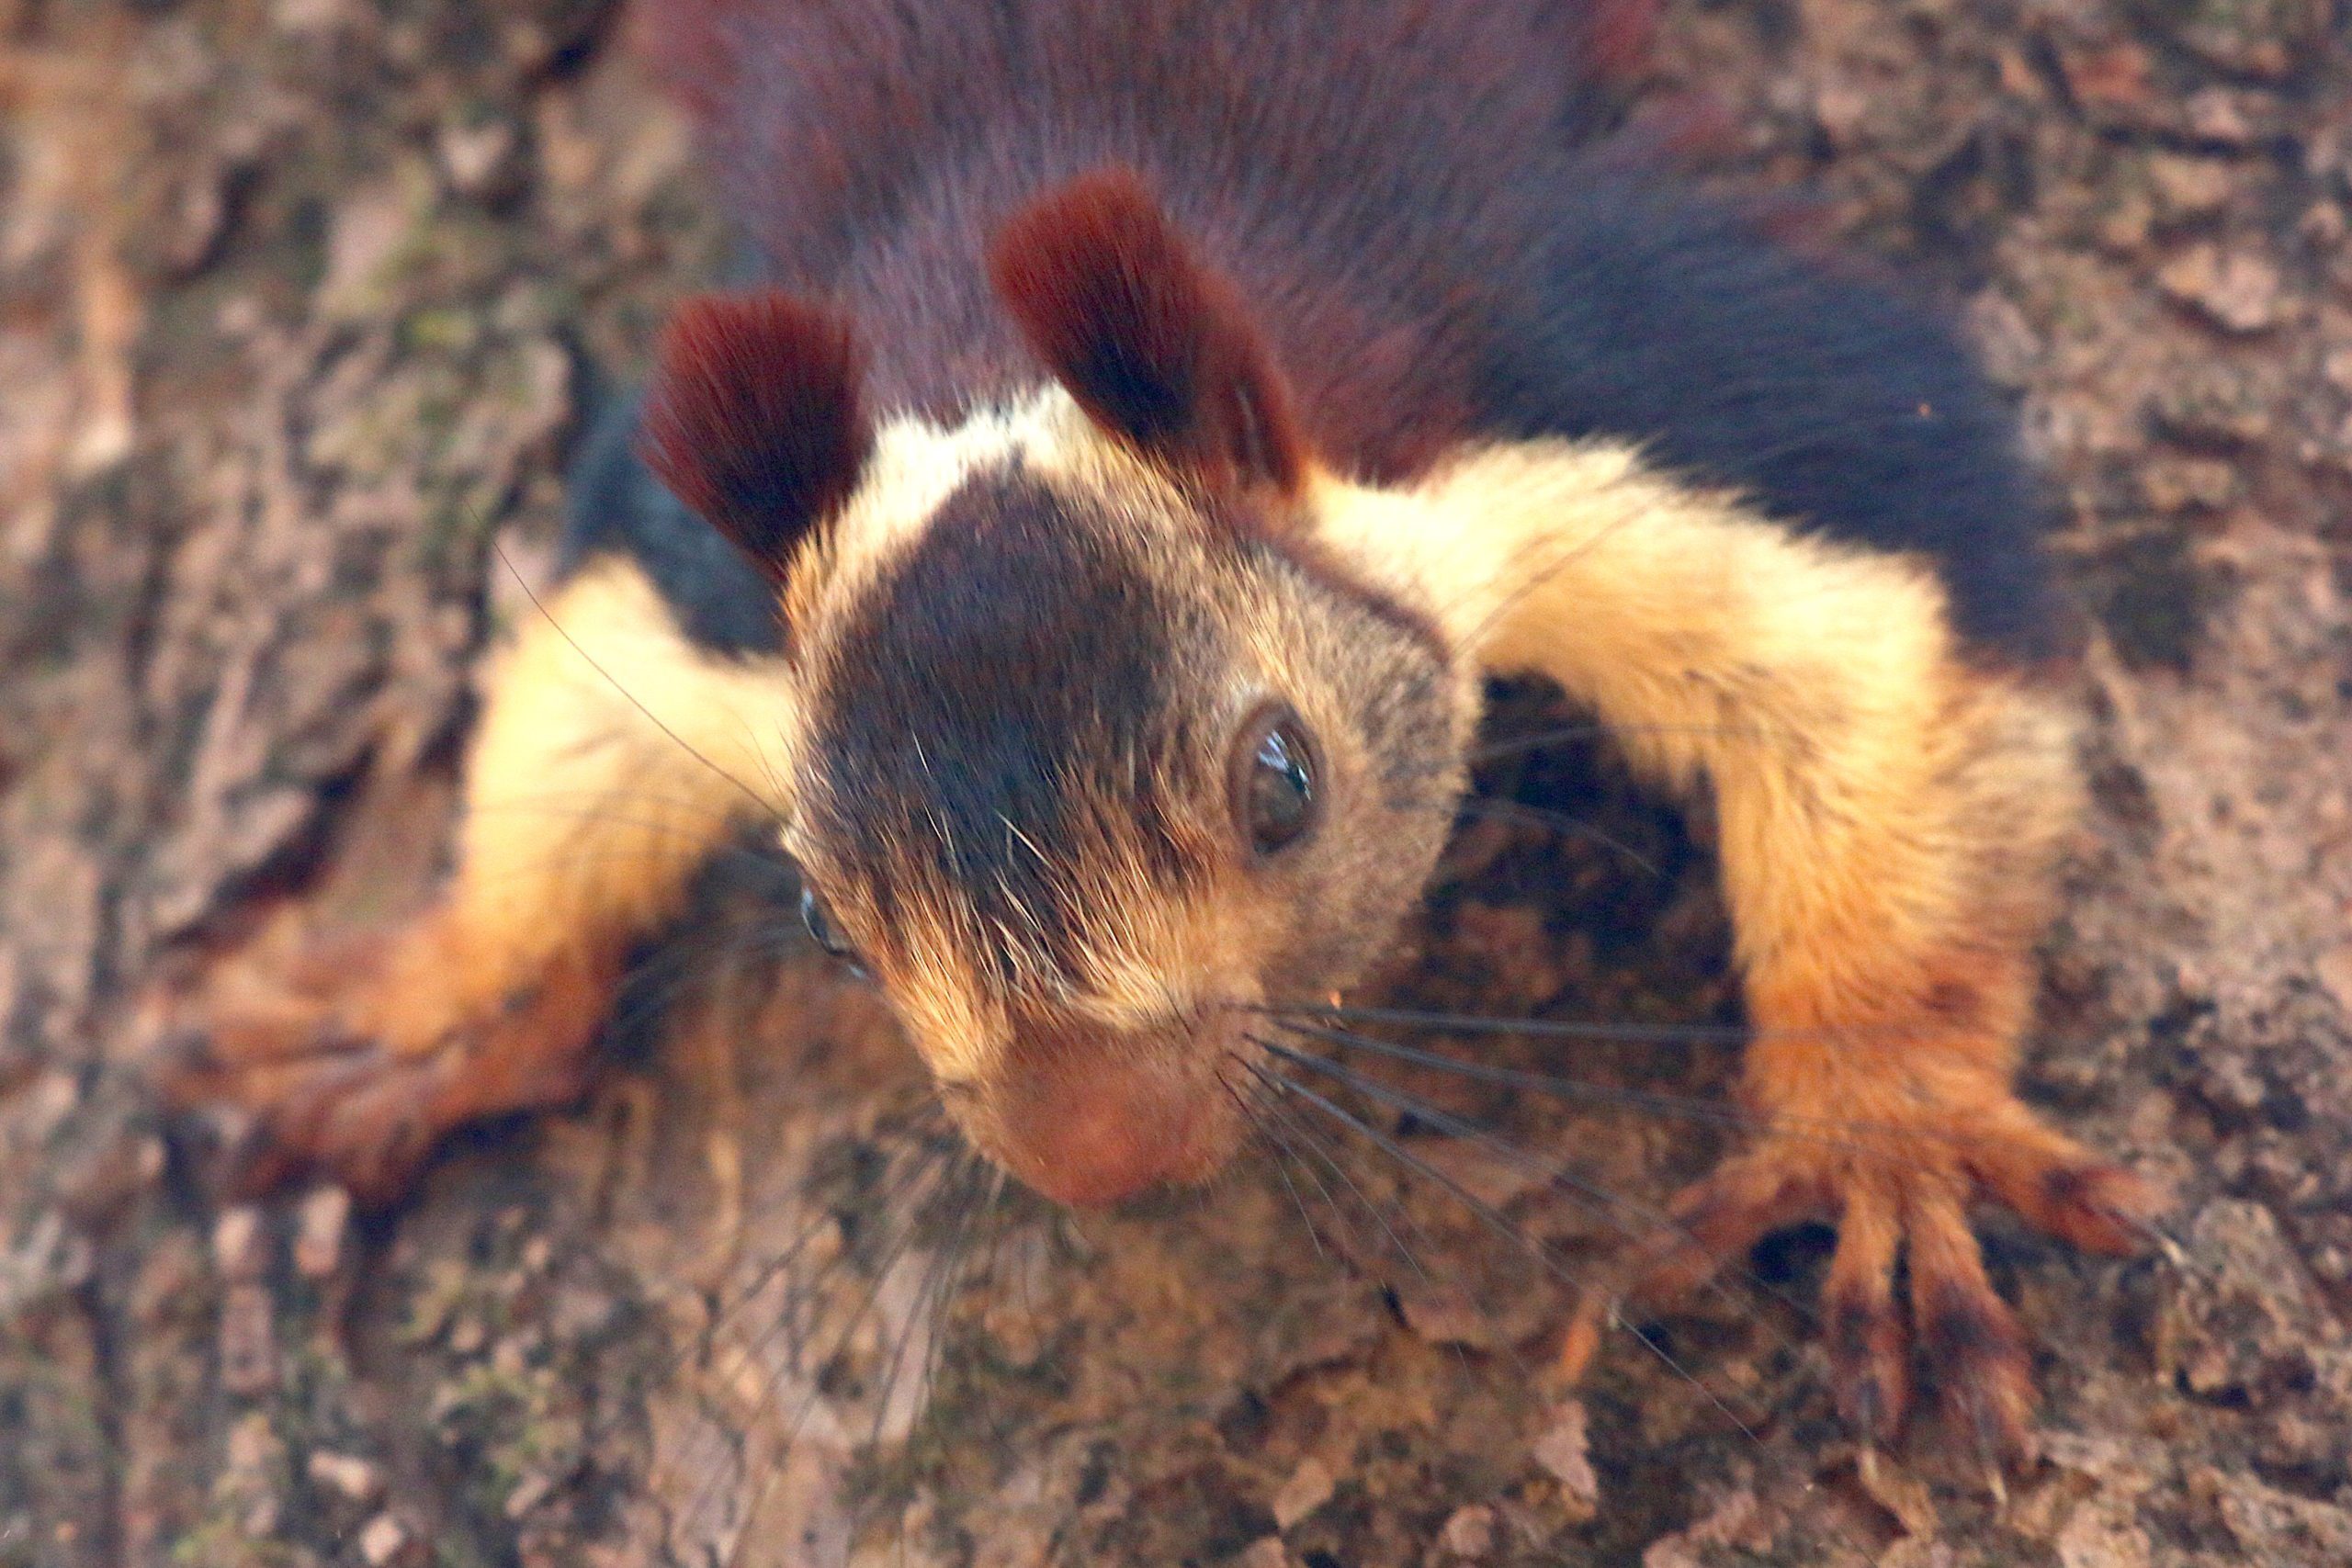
[170,0,2157,1462]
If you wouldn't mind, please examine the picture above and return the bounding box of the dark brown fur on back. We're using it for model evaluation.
[640,0,1657,483]
[625,0,2063,656]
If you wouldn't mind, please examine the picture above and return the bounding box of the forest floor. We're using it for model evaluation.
[2,1,2349,1564]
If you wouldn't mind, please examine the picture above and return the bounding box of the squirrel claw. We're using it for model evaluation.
[150,923,610,1207]
[155,1021,448,1207]
[1577,1090,2160,1467]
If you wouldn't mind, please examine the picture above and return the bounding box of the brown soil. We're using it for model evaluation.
[3,1,2348,1564]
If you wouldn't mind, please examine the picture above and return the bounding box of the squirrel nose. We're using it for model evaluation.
[993,1060,1212,1209]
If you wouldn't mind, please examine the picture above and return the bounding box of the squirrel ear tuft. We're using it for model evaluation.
[989,168,1304,494]
[638,291,874,581]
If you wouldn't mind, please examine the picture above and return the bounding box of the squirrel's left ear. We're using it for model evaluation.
[989,168,1305,496]
[638,291,874,583]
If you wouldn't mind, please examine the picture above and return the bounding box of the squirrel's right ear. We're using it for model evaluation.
[639,292,874,582]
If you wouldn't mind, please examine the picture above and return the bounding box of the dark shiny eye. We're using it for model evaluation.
[1232,705,1318,857]
[800,885,861,969]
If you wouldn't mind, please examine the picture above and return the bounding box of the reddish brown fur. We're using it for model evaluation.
[1569,0,1661,84]
[633,0,1657,483]
[990,170,1306,495]
[640,291,875,582]
[629,0,1671,116]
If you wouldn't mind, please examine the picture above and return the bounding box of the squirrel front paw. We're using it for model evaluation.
[153,928,609,1206]
[1563,1082,2161,1466]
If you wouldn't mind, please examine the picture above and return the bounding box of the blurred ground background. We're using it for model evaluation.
[2,0,2349,1563]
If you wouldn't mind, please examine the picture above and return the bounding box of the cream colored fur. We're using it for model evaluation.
[1312,441,2081,1052]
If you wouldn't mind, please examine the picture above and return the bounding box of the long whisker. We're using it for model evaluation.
[493,542,788,830]
[1263,1000,1747,1048]
[1453,500,1650,654]
[1238,1057,1438,1298]
[1225,1078,1329,1263]
[1267,995,2104,1060]
[774,1132,959,1343]
[1445,797,1664,877]
[884,1159,1027,1527]
[1273,1016,1761,1145]
[1262,1011,2086,1172]
[1243,1057,1573,1391]
[865,1151,985,1453]
[1246,1038,1770,1448]
[1246,1073,1362,1264]
[1255,1031,1821,1334]
[688,1105,953,1386]
[658,1105,920,1382]
[703,1129,969,1561]
[600,917,826,1052]
[1454,716,1819,772]
[922,1165,1005,1414]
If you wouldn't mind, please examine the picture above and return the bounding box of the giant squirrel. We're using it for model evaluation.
[164,0,2160,1465]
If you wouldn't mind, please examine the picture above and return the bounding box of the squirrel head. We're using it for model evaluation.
[641,170,1477,1207]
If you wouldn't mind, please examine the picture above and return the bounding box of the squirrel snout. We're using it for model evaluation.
[974,1048,1236,1210]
